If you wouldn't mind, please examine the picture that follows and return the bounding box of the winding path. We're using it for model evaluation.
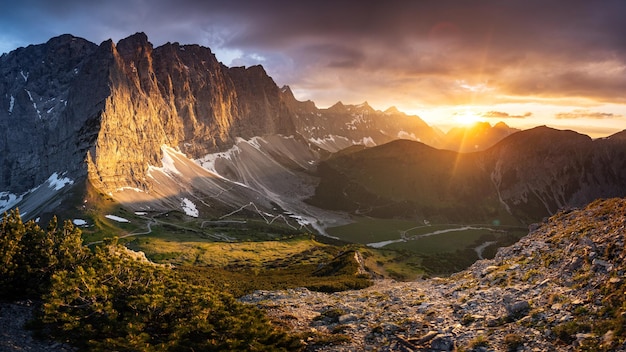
[85,217,157,246]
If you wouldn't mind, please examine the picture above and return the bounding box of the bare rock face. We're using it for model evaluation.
[481,126,626,222]
[281,86,441,152]
[1,33,299,196]
[0,35,99,193]
[86,33,298,192]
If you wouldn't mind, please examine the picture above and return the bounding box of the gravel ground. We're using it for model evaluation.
[0,301,74,352]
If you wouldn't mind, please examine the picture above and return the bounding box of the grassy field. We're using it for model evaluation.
[76,207,528,283]
[328,217,527,251]
[324,217,528,277]
[127,234,325,267]
[72,183,528,285]
[327,218,422,243]
[385,227,528,254]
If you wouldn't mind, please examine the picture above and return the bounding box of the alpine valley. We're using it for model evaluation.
[2,33,626,351]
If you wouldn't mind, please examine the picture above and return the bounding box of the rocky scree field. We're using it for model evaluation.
[242,197,626,351]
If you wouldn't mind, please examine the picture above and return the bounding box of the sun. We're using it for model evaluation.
[453,109,481,126]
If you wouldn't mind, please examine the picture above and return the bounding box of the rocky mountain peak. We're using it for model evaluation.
[491,125,591,153]
[384,106,401,114]
[0,33,301,209]
[493,121,510,129]
[440,121,520,152]
[116,32,151,54]
[327,101,347,112]
[607,129,626,140]
[354,101,374,112]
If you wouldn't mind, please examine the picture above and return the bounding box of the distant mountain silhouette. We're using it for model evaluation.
[309,126,626,224]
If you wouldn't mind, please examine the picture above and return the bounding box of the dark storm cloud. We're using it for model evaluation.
[2,0,626,107]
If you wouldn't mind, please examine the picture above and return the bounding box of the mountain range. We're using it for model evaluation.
[310,127,626,225]
[1,32,625,234]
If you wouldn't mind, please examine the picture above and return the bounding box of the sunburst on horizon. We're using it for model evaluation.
[453,109,482,126]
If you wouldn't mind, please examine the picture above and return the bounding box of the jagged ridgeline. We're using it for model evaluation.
[2,32,625,232]
[0,32,439,222]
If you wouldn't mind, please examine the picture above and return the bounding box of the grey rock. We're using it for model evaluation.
[429,334,455,351]
[592,258,613,272]
[507,300,530,315]
[338,313,359,324]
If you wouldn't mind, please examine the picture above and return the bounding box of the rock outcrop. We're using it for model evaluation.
[85,32,299,192]
[0,34,99,193]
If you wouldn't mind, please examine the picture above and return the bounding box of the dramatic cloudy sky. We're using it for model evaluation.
[2,0,625,137]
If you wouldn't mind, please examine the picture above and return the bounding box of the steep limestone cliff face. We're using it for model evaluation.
[0,32,303,198]
[0,35,99,193]
[87,33,298,193]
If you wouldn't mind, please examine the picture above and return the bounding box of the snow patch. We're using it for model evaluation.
[181,198,199,217]
[353,137,376,147]
[247,136,265,150]
[161,147,181,175]
[0,191,23,213]
[46,172,74,191]
[25,89,41,119]
[8,95,14,113]
[148,145,185,178]
[195,145,240,173]
[134,211,148,216]
[20,70,28,82]
[73,219,87,226]
[105,214,130,223]
[284,211,311,227]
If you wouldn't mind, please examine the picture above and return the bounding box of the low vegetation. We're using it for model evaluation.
[326,218,526,277]
[1,210,303,351]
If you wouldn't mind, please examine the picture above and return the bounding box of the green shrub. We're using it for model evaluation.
[0,210,88,299]
[1,211,303,351]
[552,321,591,344]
